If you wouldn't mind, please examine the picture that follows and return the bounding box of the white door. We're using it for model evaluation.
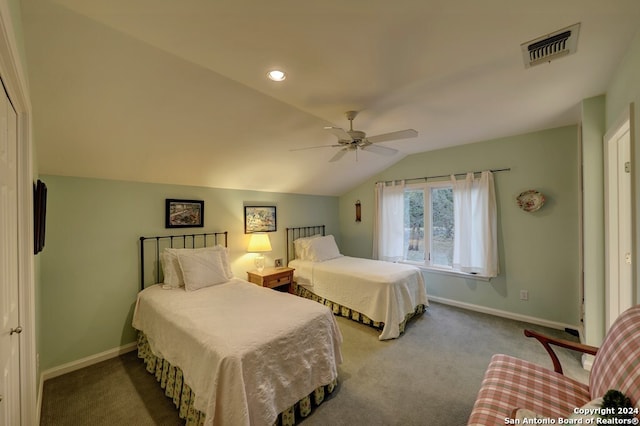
[604,112,633,331]
[0,78,20,424]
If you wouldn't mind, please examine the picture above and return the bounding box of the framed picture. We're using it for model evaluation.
[33,179,47,254]
[244,206,277,233]
[166,199,204,228]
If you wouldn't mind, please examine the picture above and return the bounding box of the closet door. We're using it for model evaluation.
[604,108,633,331]
[0,78,20,425]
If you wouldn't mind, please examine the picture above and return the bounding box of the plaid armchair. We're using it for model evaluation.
[468,305,640,424]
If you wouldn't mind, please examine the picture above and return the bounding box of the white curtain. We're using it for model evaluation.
[451,171,498,277]
[373,181,405,261]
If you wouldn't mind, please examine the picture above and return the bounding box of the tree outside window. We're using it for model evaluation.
[402,184,454,267]
[430,186,454,267]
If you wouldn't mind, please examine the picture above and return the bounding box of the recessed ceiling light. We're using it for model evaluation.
[267,70,286,82]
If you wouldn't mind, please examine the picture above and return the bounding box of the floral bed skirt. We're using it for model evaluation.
[136,331,338,426]
[294,283,426,335]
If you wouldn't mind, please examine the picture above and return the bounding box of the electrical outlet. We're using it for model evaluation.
[274,258,283,268]
[520,290,529,301]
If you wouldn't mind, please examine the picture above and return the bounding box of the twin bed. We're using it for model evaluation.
[286,225,429,340]
[133,232,342,426]
[132,227,428,425]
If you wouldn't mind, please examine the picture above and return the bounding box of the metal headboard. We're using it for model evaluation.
[285,225,325,264]
[139,231,228,290]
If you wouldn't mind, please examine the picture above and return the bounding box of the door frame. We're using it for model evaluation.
[0,3,37,425]
[604,103,636,331]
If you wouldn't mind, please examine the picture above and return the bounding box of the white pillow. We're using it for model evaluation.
[305,235,342,262]
[205,245,233,279]
[294,234,322,260]
[160,251,184,288]
[177,249,230,291]
[162,246,232,288]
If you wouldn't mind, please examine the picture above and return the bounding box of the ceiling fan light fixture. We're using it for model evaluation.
[267,70,286,82]
[293,110,418,163]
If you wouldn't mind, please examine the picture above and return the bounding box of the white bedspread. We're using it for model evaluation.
[132,279,343,426]
[289,256,429,340]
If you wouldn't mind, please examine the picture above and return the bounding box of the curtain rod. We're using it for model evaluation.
[375,168,511,185]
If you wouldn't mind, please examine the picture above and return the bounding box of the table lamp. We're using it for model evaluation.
[247,233,272,272]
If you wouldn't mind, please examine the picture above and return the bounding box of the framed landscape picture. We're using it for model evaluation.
[166,199,204,228]
[244,206,276,233]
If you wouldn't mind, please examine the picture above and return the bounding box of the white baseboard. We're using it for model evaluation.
[428,296,582,335]
[41,342,137,382]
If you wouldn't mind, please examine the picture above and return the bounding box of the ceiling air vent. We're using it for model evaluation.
[521,23,580,68]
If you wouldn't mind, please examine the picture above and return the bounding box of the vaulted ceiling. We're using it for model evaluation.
[20,0,640,196]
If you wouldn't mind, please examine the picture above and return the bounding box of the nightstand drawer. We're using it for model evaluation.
[246,267,295,293]
[264,272,292,288]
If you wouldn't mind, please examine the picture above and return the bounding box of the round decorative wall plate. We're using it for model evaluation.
[517,190,545,212]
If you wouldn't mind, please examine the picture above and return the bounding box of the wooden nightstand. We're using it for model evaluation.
[246,267,295,293]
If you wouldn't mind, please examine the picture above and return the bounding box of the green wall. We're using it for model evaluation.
[38,176,339,371]
[581,95,606,347]
[339,125,581,327]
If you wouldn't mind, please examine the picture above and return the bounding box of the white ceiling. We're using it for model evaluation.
[20,0,640,196]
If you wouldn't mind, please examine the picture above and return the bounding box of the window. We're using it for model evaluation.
[402,182,454,268]
[404,187,425,262]
[429,185,454,267]
[375,171,498,278]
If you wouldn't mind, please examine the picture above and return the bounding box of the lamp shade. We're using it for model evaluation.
[247,233,272,253]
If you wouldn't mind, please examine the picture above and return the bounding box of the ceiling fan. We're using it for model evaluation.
[291,111,418,162]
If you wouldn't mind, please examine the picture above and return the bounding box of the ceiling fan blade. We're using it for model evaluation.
[366,129,418,144]
[324,126,352,141]
[290,144,342,151]
[361,144,398,156]
[329,148,348,162]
